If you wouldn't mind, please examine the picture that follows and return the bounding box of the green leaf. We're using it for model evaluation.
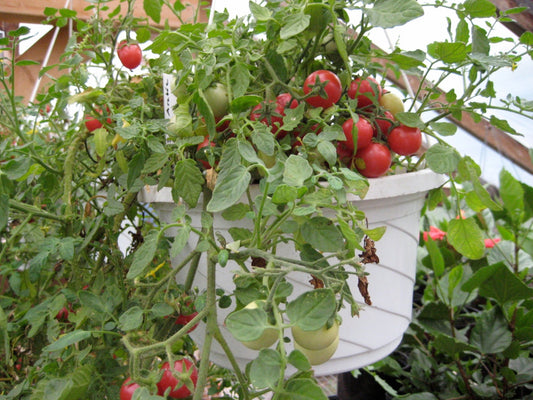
[456,18,470,43]
[472,25,490,55]
[118,306,144,331]
[225,307,272,341]
[426,144,461,174]
[43,330,91,352]
[500,169,524,221]
[463,0,497,18]
[427,41,467,64]
[207,165,251,213]
[286,288,336,330]
[520,31,533,46]
[462,262,533,304]
[489,115,518,135]
[389,50,426,69]
[470,307,512,354]
[104,197,124,217]
[249,349,282,389]
[252,125,276,156]
[127,152,145,189]
[288,350,312,371]
[249,1,272,21]
[301,216,344,253]
[394,112,425,128]
[230,63,250,98]
[364,0,424,28]
[280,378,328,400]
[428,121,457,136]
[0,194,8,231]
[272,185,299,205]
[170,226,191,258]
[173,159,204,208]
[280,13,310,40]
[230,95,262,114]
[317,141,337,167]
[425,237,445,277]
[142,152,169,174]
[127,230,159,279]
[447,218,485,259]
[221,203,249,221]
[283,155,312,187]
[143,0,162,23]
[432,333,476,356]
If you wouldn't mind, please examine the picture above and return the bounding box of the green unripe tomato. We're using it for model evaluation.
[379,92,404,117]
[294,334,339,366]
[204,83,229,118]
[291,319,339,350]
[240,301,278,350]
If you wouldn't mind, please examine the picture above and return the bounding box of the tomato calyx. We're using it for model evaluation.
[157,358,199,399]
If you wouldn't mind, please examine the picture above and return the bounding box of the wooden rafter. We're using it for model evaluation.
[0,0,210,28]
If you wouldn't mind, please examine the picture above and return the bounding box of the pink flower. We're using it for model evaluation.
[484,238,501,248]
[423,226,447,242]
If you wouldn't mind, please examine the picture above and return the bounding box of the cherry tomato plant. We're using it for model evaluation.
[1,0,533,399]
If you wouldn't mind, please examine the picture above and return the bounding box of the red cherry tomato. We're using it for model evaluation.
[157,359,199,399]
[387,125,422,156]
[120,378,141,400]
[175,311,199,333]
[196,136,217,169]
[338,116,373,158]
[354,142,391,178]
[84,107,112,132]
[374,111,395,137]
[84,115,103,132]
[303,70,342,109]
[251,93,298,139]
[117,41,143,70]
[55,306,70,322]
[348,77,382,108]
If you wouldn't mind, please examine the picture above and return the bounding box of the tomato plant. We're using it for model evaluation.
[388,125,422,156]
[157,359,198,399]
[117,40,142,70]
[303,70,342,109]
[348,77,382,109]
[354,142,392,178]
[120,378,141,400]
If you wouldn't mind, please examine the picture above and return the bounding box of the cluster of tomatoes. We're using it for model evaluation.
[197,70,422,179]
[120,358,199,400]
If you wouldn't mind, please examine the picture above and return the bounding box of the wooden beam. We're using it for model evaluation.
[489,0,533,35]
[381,65,533,174]
[0,0,210,28]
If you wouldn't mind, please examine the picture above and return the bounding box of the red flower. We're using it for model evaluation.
[423,226,447,242]
[484,238,501,248]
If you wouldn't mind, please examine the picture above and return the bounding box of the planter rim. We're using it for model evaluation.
[363,168,447,201]
[139,169,446,204]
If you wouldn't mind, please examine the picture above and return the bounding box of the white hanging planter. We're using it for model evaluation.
[139,168,446,376]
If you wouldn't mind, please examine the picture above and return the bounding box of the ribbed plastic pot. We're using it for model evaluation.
[139,168,446,376]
